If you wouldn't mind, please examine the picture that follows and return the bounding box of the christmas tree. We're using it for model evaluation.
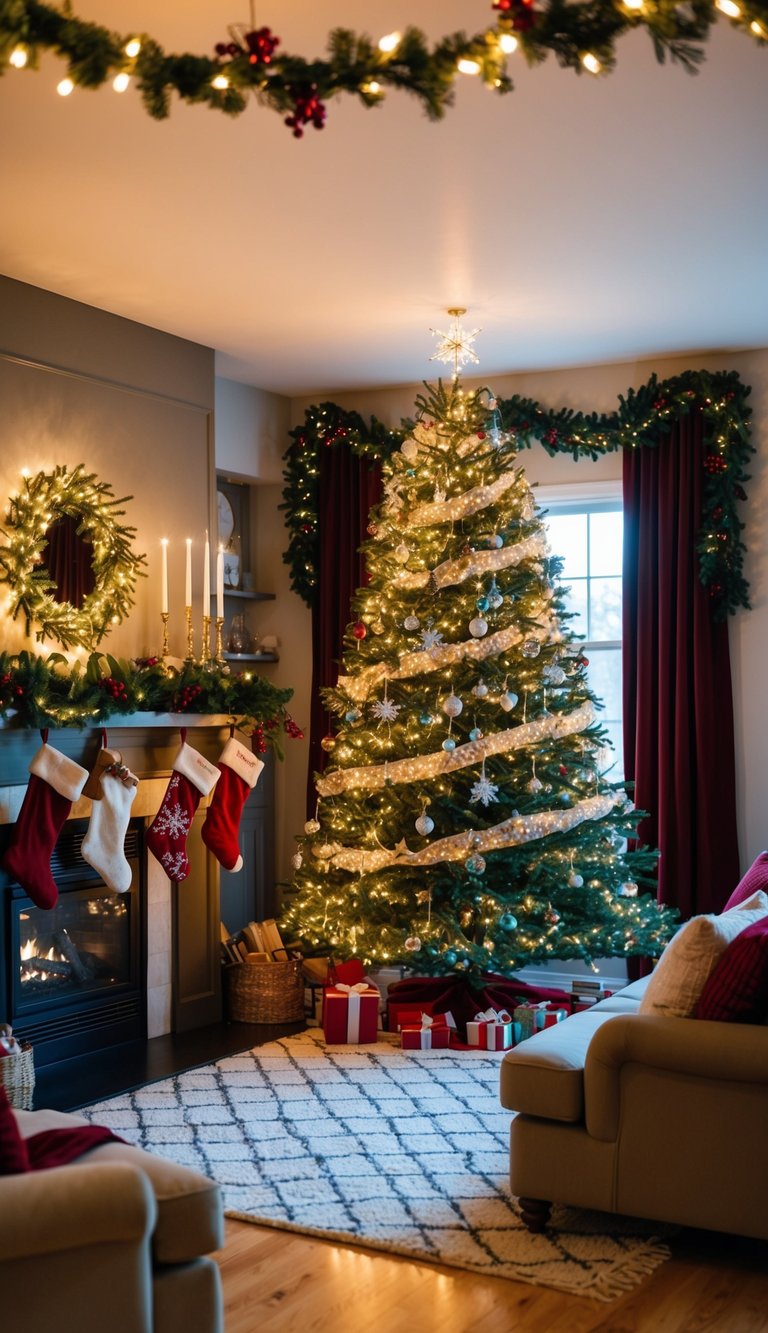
[284,380,678,978]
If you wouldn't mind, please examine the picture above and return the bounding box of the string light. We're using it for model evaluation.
[499,34,518,53]
[113,72,130,92]
[124,38,141,58]
[581,53,602,74]
[9,45,27,68]
[378,32,401,53]
[457,58,481,75]
[57,77,75,96]
[716,0,741,14]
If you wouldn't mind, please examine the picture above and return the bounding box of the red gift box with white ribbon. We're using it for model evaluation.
[401,1013,451,1050]
[466,1007,515,1050]
[323,982,380,1044]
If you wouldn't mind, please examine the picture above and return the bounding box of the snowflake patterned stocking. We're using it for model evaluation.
[2,740,89,909]
[202,735,264,873]
[146,737,220,882]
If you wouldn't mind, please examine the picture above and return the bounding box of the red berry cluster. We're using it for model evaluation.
[284,716,304,740]
[285,86,327,137]
[215,26,280,65]
[252,726,267,754]
[544,428,559,446]
[99,676,128,702]
[173,683,203,711]
[134,656,160,668]
[493,0,537,31]
[703,453,728,474]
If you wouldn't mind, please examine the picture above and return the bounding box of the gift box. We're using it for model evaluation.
[513,1001,569,1041]
[401,1014,451,1050]
[323,982,380,1044]
[466,1007,516,1051]
[388,997,454,1033]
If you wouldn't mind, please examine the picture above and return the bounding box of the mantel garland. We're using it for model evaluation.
[0,2,766,137]
[0,650,299,754]
[281,369,753,620]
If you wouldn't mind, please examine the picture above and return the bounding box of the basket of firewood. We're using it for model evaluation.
[0,1026,35,1110]
[224,955,305,1025]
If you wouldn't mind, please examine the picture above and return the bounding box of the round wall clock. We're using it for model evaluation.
[217,490,235,544]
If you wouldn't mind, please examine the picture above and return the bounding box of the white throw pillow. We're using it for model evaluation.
[638,890,768,1018]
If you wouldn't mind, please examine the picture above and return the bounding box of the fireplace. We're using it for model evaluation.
[2,820,147,1066]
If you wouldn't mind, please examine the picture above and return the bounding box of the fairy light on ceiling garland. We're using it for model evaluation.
[2,2,766,137]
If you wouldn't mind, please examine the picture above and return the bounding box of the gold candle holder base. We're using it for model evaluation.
[214,616,225,664]
[201,614,211,664]
[161,611,169,659]
[185,605,194,661]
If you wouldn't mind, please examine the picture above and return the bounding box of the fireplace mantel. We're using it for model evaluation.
[0,715,244,1047]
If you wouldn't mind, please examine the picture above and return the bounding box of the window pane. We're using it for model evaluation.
[589,511,624,576]
[546,513,587,578]
[559,576,587,637]
[586,647,622,718]
[588,576,622,640]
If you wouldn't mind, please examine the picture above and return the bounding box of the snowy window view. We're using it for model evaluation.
[543,503,624,779]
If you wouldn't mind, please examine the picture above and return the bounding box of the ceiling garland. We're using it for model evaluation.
[280,369,753,619]
[0,2,766,136]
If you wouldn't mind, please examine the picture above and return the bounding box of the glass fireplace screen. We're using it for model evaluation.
[17,889,133,1006]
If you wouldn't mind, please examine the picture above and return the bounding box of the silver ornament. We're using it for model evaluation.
[415,813,434,836]
[499,690,518,712]
[522,638,541,658]
[404,614,420,631]
[394,543,411,564]
[291,851,303,870]
[442,692,463,718]
[472,680,489,698]
[469,617,488,638]
[568,872,584,888]
[466,853,486,875]
[527,776,543,794]
[404,935,422,952]
[304,818,321,834]
[620,881,639,897]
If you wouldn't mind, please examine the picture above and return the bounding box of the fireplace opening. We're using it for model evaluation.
[3,820,147,1066]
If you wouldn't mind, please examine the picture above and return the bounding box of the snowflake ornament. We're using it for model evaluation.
[419,619,444,653]
[469,764,499,807]
[371,693,401,724]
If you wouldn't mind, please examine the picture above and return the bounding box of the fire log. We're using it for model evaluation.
[51,929,95,984]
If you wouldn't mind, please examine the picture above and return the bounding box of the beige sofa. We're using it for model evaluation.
[0,1106,225,1333]
[500,977,768,1239]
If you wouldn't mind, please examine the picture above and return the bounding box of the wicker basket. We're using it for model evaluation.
[224,958,305,1024]
[0,1042,35,1110]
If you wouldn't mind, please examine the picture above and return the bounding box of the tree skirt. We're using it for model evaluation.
[80,1028,670,1302]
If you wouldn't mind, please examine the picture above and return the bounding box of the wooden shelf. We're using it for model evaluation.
[222,589,275,601]
[224,652,279,663]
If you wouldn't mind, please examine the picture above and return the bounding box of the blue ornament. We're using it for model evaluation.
[476,596,490,612]
[345,709,361,723]
[419,711,434,726]
[469,727,482,741]
[499,912,518,931]
[444,950,457,966]
[442,738,456,752]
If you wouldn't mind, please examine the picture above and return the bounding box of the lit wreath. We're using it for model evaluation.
[0,463,147,650]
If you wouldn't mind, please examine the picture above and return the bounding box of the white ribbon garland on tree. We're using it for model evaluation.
[394,531,548,592]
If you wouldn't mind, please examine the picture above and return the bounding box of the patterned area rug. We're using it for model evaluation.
[81,1028,670,1301]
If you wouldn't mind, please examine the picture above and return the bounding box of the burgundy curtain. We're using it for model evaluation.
[622,410,740,919]
[307,446,382,811]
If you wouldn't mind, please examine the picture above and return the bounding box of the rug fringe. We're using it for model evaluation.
[225,1209,671,1303]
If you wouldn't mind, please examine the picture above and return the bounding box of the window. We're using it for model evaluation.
[540,488,624,779]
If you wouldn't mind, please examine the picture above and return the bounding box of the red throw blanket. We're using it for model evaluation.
[0,1087,124,1175]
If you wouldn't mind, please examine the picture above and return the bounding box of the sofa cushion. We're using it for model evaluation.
[14,1107,223,1264]
[590,976,650,1011]
[723,851,768,911]
[0,1089,30,1175]
[638,891,768,1019]
[499,1008,624,1122]
[695,916,768,1023]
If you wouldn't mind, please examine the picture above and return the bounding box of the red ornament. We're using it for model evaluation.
[493,0,537,31]
[367,522,378,536]
[284,716,305,740]
[703,453,728,474]
[477,430,486,440]
[215,26,279,64]
[544,427,559,446]
[285,85,327,138]
[559,764,568,776]
[352,621,367,641]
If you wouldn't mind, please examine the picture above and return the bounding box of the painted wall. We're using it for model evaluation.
[0,276,216,662]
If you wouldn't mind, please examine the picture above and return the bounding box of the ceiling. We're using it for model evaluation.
[2,1,767,397]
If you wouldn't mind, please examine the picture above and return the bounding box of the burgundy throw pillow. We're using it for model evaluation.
[695,916,768,1023]
[723,851,768,911]
[0,1086,31,1175]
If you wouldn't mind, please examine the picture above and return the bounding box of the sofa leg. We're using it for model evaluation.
[518,1196,552,1233]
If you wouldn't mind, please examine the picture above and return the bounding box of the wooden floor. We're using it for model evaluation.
[216,1218,768,1333]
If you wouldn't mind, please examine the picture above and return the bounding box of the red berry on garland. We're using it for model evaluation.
[703,453,728,474]
[285,85,327,137]
[494,0,537,31]
[477,430,486,440]
[709,582,724,599]
[544,428,559,446]
[244,26,279,64]
[352,621,367,641]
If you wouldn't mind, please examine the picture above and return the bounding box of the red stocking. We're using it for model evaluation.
[2,740,89,909]
[202,736,264,872]
[146,736,220,883]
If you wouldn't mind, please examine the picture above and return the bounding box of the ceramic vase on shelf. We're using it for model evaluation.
[227,613,255,655]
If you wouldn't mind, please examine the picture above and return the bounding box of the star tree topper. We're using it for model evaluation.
[430,308,481,381]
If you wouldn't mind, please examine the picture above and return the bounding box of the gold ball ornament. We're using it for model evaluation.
[320,735,336,752]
